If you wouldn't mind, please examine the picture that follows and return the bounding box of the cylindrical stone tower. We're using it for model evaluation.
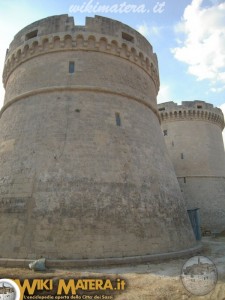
[0,15,198,265]
[158,101,225,234]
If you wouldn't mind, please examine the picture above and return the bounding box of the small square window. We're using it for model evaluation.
[69,61,75,73]
[197,105,202,109]
[25,30,38,40]
[122,32,134,43]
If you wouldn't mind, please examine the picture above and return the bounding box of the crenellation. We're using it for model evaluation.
[158,101,224,130]
[8,15,74,52]
[3,29,160,91]
[6,15,154,56]
[158,100,222,112]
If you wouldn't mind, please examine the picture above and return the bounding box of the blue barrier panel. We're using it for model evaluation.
[187,208,201,241]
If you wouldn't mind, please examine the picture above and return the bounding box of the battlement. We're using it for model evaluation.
[158,101,225,130]
[3,15,159,90]
[7,15,153,55]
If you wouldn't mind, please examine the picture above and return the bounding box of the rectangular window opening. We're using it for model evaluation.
[163,130,168,136]
[184,177,186,183]
[69,61,75,74]
[181,153,184,159]
[197,105,202,109]
[25,30,38,40]
[159,107,165,111]
[122,32,134,43]
[115,112,121,126]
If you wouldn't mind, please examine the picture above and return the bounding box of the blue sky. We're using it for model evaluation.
[0,0,225,122]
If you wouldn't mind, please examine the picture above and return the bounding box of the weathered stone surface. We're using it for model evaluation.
[0,15,197,262]
[158,101,225,233]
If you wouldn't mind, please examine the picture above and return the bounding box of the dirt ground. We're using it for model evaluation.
[0,236,225,300]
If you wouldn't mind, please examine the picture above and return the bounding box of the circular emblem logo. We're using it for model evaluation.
[181,256,218,296]
[0,279,20,300]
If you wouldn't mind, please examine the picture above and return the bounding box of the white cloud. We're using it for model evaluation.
[171,0,225,92]
[157,84,172,104]
[137,23,149,37]
[210,86,225,93]
[137,23,162,38]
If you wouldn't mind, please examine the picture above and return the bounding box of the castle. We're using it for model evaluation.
[158,101,225,234]
[0,284,15,300]
[0,14,200,266]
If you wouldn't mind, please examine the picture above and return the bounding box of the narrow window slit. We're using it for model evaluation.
[115,112,121,126]
[69,61,75,73]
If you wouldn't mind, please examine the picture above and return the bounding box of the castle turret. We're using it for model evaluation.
[0,15,198,266]
[158,100,225,233]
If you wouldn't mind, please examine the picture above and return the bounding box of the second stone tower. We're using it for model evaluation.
[158,101,225,234]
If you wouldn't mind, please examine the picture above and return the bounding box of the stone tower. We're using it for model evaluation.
[158,101,225,234]
[0,15,198,266]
